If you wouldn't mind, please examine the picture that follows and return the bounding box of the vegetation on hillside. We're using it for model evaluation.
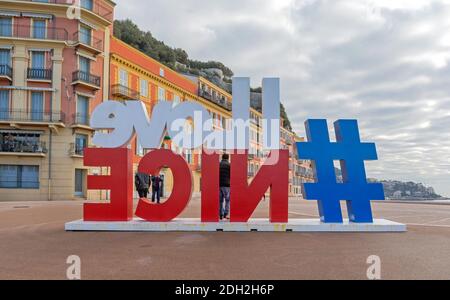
[114,19,233,77]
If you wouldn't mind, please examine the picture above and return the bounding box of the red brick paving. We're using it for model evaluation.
[0,198,449,280]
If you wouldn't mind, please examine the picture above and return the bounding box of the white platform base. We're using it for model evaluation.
[65,218,406,232]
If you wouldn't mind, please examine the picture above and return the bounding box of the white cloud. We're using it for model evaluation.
[116,0,450,196]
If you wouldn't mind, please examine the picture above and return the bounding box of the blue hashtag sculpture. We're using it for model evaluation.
[297,120,385,223]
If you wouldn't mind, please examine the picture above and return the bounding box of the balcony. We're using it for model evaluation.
[16,0,114,23]
[0,139,47,156]
[0,65,12,80]
[0,109,65,124]
[72,70,101,90]
[27,68,52,81]
[199,90,232,111]
[73,31,104,54]
[71,113,90,127]
[111,84,140,100]
[69,143,85,157]
[0,23,68,41]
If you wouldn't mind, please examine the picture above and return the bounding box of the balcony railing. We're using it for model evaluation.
[72,113,90,126]
[0,65,12,78]
[199,90,232,111]
[111,84,140,100]
[0,110,65,123]
[18,0,114,22]
[27,68,52,80]
[0,23,68,41]
[72,70,101,88]
[295,167,314,178]
[69,143,85,156]
[0,139,47,154]
[73,31,104,52]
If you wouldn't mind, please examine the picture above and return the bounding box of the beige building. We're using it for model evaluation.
[0,0,115,201]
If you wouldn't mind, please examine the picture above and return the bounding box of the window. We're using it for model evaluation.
[184,149,192,164]
[0,165,39,189]
[140,79,148,97]
[76,95,89,125]
[80,0,94,10]
[0,90,9,120]
[136,139,144,157]
[173,95,180,107]
[75,134,88,156]
[119,69,128,87]
[74,169,85,197]
[31,92,44,121]
[33,19,46,39]
[0,49,11,66]
[0,17,12,37]
[79,56,90,74]
[158,87,165,102]
[79,25,92,45]
[31,51,45,69]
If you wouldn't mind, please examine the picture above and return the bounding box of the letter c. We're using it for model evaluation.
[135,149,193,222]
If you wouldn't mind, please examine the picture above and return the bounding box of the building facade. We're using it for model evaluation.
[0,0,115,201]
[0,1,312,201]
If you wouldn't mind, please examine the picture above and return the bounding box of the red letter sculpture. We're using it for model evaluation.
[83,148,133,221]
[135,149,193,222]
[201,150,220,222]
[231,150,289,223]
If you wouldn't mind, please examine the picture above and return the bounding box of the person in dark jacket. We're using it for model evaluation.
[135,172,150,199]
[219,154,231,220]
[152,175,162,204]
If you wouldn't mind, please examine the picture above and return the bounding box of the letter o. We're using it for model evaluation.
[135,149,192,222]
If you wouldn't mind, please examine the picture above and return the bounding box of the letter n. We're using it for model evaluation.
[230,150,289,223]
[83,148,133,221]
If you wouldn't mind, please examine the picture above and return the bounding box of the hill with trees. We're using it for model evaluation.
[113,19,293,131]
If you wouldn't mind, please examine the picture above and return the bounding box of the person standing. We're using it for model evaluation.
[152,175,162,204]
[135,172,150,199]
[219,154,231,220]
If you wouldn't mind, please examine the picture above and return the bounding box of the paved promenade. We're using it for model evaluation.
[0,197,449,280]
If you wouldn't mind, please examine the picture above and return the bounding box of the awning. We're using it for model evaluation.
[76,91,96,98]
[80,19,98,30]
[28,48,52,52]
[76,51,97,61]
[0,130,44,135]
[21,12,53,19]
[0,86,56,92]
[0,11,20,17]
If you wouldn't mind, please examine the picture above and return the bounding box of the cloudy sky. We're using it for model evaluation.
[116,0,450,196]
